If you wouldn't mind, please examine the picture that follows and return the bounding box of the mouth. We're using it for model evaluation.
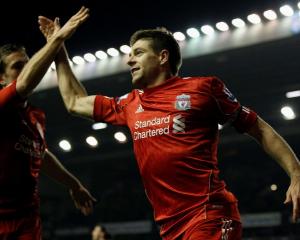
[131,67,140,75]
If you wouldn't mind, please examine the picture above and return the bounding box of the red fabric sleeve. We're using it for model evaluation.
[210,77,257,133]
[93,95,127,126]
[0,81,20,108]
[232,106,257,133]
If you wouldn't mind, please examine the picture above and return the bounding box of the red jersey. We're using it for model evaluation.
[94,76,257,239]
[0,81,46,216]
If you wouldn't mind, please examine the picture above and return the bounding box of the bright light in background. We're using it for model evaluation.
[263,10,278,21]
[95,50,108,60]
[68,59,74,66]
[59,139,72,152]
[286,90,300,98]
[84,53,96,62]
[92,122,108,130]
[216,22,229,32]
[218,124,223,130]
[72,56,85,65]
[270,184,278,191]
[231,18,246,28]
[298,2,300,9]
[200,25,215,35]
[247,14,261,24]
[120,45,131,54]
[281,106,296,120]
[279,5,294,17]
[86,136,98,147]
[186,28,200,38]
[114,132,127,143]
[173,32,186,41]
[50,62,56,70]
[107,48,119,57]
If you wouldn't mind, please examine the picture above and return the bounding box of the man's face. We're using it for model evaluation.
[127,39,162,89]
[0,51,29,86]
[92,226,105,240]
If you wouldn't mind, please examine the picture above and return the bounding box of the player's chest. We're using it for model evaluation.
[126,91,214,127]
[3,109,45,143]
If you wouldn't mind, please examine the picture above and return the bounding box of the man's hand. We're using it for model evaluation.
[38,16,57,42]
[284,175,300,222]
[38,6,89,42]
[70,184,97,216]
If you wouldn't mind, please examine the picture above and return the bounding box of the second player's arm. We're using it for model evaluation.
[17,6,89,98]
[41,149,96,215]
[16,35,65,98]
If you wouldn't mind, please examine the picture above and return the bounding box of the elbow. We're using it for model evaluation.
[66,103,76,114]
[16,81,32,98]
[67,106,84,118]
[64,97,79,115]
[67,106,77,115]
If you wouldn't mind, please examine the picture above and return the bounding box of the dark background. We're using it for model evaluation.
[0,0,289,55]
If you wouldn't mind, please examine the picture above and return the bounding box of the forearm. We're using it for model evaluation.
[41,149,81,189]
[248,117,300,177]
[16,36,64,98]
[55,46,87,111]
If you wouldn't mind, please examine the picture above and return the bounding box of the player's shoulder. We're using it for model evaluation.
[181,76,222,89]
[181,75,220,83]
[115,89,140,104]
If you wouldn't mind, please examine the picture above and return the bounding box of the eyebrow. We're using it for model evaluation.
[129,47,145,56]
[11,59,28,67]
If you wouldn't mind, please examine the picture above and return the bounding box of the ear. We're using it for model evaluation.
[159,49,169,65]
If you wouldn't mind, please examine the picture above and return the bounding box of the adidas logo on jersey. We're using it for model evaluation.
[135,104,144,113]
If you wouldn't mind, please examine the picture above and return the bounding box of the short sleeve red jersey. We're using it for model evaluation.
[94,76,257,238]
[0,81,47,216]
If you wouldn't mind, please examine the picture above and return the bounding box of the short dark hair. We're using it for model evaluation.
[0,44,26,74]
[129,28,182,75]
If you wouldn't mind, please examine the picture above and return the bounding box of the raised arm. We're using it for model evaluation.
[38,15,95,119]
[246,116,300,222]
[56,46,95,119]
[16,6,89,98]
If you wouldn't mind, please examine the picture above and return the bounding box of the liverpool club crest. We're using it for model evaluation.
[175,94,191,110]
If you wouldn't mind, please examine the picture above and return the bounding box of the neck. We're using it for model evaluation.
[146,72,174,89]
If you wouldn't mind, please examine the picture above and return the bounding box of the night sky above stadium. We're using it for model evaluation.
[1,0,295,56]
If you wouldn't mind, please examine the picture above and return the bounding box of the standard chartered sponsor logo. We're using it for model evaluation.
[14,134,44,158]
[173,114,185,133]
[135,116,170,129]
[133,115,186,140]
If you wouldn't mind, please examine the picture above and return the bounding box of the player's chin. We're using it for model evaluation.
[132,77,142,88]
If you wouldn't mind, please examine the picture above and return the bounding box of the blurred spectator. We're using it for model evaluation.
[91,224,112,240]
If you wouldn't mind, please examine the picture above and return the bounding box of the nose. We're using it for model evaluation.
[127,55,135,66]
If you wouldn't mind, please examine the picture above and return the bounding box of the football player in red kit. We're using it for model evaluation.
[38,17,300,240]
[0,7,96,240]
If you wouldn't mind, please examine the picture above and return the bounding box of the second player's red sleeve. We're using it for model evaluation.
[210,77,257,133]
[93,95,127,126]
[0,81,20,108]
